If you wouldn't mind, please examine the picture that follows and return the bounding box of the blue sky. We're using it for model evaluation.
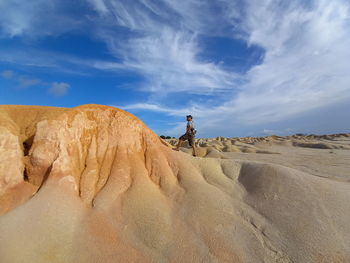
[0,0,349,137]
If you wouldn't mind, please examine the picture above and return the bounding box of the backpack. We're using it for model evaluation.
[188,120,197,136]
[191,127,197,136]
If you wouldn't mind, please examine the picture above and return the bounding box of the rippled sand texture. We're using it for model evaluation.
[0,105,349,263]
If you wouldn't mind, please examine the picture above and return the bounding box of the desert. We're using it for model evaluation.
[1,0,350,262]
[0,104,349,263]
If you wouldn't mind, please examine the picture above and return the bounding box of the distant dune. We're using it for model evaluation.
[0,105,349,263]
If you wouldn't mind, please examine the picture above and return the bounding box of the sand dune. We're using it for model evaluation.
[0,105,349,262]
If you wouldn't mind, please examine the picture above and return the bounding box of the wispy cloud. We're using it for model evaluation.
[119,103,194,116]
[17,76,41,88]
[0,70,71,96]
[112,0,350,135]
[0,70,15,79]
[94,21,240,95]
[0,0,349,136]
[49,82,70,96]
[0,0,88,38]
[1,70,42,89]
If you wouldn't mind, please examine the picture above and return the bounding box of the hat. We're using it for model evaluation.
[186,115,193,118]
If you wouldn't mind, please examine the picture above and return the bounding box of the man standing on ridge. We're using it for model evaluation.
[175,115,197,157]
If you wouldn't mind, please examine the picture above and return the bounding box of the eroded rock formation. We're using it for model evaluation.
[0,105,349,263]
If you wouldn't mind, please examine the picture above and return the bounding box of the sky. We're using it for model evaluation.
[0,0,349,137]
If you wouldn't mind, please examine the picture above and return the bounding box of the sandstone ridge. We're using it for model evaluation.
[0,105,349,263]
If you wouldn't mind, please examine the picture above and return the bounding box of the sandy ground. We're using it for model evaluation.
[173,135,350,181]
[0,105,349,263]
[224,142,350,181]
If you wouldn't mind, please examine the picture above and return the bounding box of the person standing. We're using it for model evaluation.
[175,115,197,156]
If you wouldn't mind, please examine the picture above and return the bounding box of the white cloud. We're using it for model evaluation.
[263,128,295,135]
[49,82,70,96]
[263,129,277,135]
[0,48,121,75]
[0,70,15,79]
[117,0,350,136]
[120,29,239,94]
[228,0,350,124]
[94,13,240,95]
[88,0,108,14]
[1,69,71,96]
[0,0,349,136]
[0,0,87,38]
[17,76,41,88]
[1,70,41,88]
[120,103,193,116]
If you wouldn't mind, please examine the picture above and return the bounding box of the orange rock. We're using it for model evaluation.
[0,104,349,263]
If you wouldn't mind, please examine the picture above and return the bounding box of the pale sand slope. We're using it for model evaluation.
[0,105,349,263]
[169,134,350,181]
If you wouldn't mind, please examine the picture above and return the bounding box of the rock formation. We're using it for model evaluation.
[0,105,349,262]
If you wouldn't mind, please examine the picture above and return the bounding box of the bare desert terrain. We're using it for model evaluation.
[0,104,349,263]
[169,133,350,182]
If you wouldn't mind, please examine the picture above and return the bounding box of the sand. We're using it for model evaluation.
[0,104,349,263]
[170,134,350,181]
